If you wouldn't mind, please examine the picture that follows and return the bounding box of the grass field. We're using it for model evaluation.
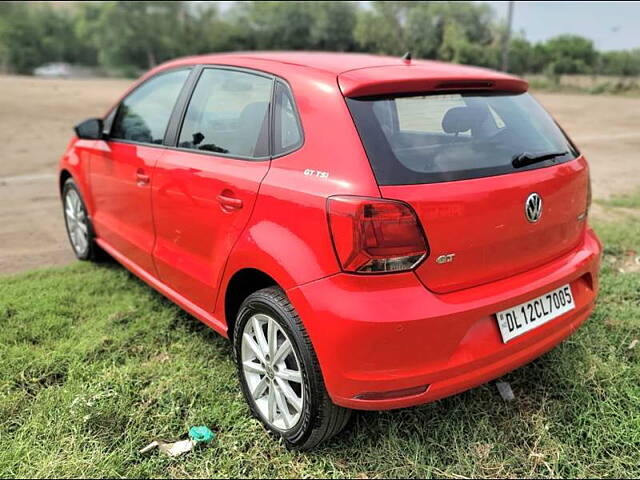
[597,188,640,210]
[1,196,638,479]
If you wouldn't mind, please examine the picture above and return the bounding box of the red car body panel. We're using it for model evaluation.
[59,52,602,411]
[90,141,161,275]
[386,156,590,293]
[60,138,96,211]
[151,150,270,312]
[289,228,600,409]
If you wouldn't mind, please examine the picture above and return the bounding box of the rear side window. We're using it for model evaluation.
[111,68,190,144]
[273,81,303,156]
[178,68,273,159]
[347,92,579,185]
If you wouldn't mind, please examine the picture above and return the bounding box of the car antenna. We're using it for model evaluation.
[402,51,412,64]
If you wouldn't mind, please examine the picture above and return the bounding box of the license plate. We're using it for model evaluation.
[496,284,575,343]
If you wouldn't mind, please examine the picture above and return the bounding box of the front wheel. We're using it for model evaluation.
[62,178,100,261]
[234,287,351,450]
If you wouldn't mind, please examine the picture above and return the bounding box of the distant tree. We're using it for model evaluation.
[0,2,90,74]
[355,1,499,66]
[308,2,358,51]
[437,21,466,62]
[75,2,186,73]
[74,1,233,75]
[178,2,236,55]
[1,1,638,78]
[226,1,358,52]
[507,37,534,74]
[437,21,498,69]
[600,49,640,76]
[403,2,443,59]
[410,2,499,67]
[540,34,598,75]
[0,3,41,73]
[354,2,412,55]
[226,1,315,50]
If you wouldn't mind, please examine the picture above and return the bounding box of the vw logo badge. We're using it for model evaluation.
[525,193,543,223]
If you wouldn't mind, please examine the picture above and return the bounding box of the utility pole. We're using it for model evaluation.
[501,1,515,72]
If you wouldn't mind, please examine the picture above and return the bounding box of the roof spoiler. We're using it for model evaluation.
[339,65,528,98]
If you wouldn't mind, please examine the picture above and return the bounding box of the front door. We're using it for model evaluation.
[152,68,273,311]
[89,68,191,274]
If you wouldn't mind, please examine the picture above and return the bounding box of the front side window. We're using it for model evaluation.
[178,69,273,158]
[347,92,579,185]
[111,69,190,144]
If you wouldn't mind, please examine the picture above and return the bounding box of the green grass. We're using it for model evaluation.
[1,213,639,478]
[597,188,640,210]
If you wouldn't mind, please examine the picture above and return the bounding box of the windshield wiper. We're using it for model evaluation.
[512,150,568,169]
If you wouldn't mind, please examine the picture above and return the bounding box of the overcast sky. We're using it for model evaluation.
[483,1,640,51]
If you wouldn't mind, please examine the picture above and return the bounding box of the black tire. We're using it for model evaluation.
[61,177,101,261]
[234,286,351,450]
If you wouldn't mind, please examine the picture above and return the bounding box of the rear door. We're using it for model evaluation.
[347,91,589,293]
[89,68,191,274]
[151,67,273,311]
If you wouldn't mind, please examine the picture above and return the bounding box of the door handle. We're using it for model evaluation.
[136,168,150,186]
[217,191,243,211]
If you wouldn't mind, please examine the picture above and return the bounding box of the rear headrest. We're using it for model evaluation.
[235,101,269,156]
[441,105,487,134]
[239,101,269,125]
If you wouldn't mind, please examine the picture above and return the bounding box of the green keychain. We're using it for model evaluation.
[189,425,215,444]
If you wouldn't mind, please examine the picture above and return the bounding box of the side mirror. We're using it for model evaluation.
[74,118,104,140]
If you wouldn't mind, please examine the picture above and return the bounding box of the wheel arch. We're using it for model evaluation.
[59,169,72,194]
[224,268,279,341]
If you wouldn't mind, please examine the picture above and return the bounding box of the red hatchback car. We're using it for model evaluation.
[59,52,602,449]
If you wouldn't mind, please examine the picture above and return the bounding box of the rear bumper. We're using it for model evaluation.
[287,228,602,410]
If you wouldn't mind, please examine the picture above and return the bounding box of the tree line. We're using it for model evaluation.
[1,1,639,77]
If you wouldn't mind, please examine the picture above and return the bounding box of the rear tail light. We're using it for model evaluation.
[326,195,428,273]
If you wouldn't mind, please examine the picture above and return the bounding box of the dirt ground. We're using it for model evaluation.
[1,74,639,274]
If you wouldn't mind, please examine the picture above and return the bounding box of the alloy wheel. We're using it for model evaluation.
[241,313,305,431]
[64,189,89,256]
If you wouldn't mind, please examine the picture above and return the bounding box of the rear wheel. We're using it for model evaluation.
[234,287,351,450]
[62,178,100,261]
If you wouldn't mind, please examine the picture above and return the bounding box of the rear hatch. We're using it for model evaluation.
[344,66,589,293]
[380,161,588,293]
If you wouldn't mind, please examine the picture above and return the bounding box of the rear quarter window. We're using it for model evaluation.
[273,81,303,156]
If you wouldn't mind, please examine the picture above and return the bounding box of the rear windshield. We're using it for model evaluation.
[346,92,579,185]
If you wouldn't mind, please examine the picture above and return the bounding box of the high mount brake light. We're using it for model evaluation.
[327,196,429,273]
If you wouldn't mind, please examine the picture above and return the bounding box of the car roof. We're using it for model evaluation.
[156,51,528,97]
[163,51,410,75]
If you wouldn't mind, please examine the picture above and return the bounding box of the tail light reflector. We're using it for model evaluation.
[327,196,428,273]
[355,385,429,401]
